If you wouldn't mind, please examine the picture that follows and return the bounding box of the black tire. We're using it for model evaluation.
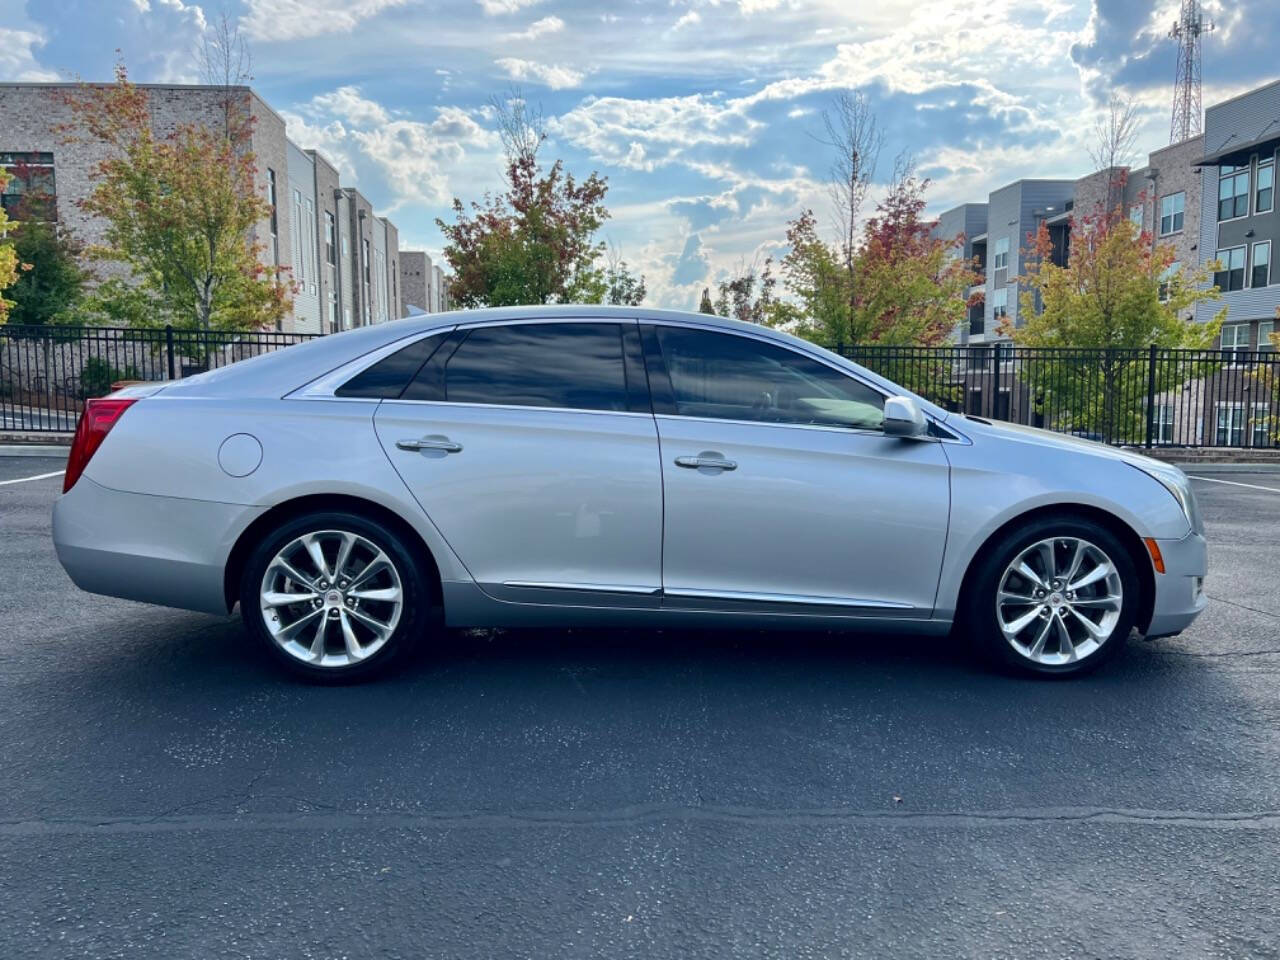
[961,515,1141,678]
[239,510,431,682]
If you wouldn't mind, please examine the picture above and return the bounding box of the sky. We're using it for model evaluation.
[2,0,1279,308]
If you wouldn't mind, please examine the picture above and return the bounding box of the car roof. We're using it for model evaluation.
[158,305,943,418]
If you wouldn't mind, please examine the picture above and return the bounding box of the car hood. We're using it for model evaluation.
[952,415,1182,476]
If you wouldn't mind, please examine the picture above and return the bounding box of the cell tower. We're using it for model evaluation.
[1169,0,1214,143]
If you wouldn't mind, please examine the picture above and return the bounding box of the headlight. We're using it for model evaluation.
[1128,462,1203,534]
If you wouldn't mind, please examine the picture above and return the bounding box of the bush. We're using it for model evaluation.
[79,356,141,398]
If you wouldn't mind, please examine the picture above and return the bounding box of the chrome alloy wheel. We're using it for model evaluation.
[259,529,404,668]
[995,537,1123,667]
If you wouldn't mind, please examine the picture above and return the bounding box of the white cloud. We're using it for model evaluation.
[739,0,784,12]
[288,88,501,209]
[477,0,543,14]
[241,0,412,42]
[508,15,564,40]
[551,93,762,170]
[671,10,700,31]
[0,27,59,81]
[311,86,390,127]
[495,57,584,90]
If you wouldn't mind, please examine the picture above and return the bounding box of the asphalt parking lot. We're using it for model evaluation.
[2,454,1279,959]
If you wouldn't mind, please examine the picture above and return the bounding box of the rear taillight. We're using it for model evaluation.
[63,397,137,493]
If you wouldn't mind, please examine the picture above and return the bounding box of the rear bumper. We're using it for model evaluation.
[1145,531,1208,639]
[52,477,263,615]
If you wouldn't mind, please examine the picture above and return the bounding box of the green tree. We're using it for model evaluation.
[1010,207,1225,439]
[61,63,292,333]
[779,165,981,349]
[7,219,87,327]
[713,260,781,325]
[0,172,18,323]
[437,91,639,308]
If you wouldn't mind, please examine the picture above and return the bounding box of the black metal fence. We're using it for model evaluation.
[1,324,1277,448]
[0,324,319,433]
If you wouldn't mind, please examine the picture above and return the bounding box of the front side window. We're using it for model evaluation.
[444,323,629,412]
[993,237,1009,271]
[1159,192,1185,234]
[1219,167,1250,220]
[1257,155,1274,214]
[1215,246,1246,292]
[1252,241,1271,288]
[655,327,885,430]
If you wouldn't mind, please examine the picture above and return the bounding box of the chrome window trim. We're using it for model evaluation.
[380,398,654,419]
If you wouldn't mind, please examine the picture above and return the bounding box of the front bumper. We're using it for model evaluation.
[1145,531,1208,639]
[53,476,263,615]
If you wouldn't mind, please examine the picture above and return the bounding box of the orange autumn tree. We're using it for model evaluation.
[61,64,291,333]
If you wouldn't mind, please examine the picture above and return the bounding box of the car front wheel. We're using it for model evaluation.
[240,511,430,682]
[964,516,1141,677]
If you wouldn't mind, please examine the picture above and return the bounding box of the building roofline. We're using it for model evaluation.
[0,80,289,128]
[1205,76,1280,115]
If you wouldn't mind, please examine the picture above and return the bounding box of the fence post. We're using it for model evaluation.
[1144,343,1158,449]
[990,341,1002,419]
[165,324,176,381]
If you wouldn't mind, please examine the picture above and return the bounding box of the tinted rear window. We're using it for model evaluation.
[336,332,448,398]
[442,323,629,412]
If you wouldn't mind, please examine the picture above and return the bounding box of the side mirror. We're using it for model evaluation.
[882,395,928,438]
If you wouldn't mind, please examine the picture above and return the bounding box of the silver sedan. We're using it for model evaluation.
[53,306,1207,680]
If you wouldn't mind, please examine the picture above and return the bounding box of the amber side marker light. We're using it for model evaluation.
[1143,538,1166,575]
[63,397,137,493]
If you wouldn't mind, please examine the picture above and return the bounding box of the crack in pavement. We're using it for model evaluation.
[2,805,1280,837]
[1206,593,1280,620]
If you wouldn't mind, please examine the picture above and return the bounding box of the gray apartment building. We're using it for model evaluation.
[1193,78,1279,352]
[936,181,1073,343]
[0,82,412,334]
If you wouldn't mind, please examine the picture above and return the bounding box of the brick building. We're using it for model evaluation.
[0,82,411,334]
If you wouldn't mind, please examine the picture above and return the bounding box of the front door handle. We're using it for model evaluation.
[674,453,737,471]
[396,435,463,453]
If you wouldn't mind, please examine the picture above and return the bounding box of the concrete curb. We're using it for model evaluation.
[1174,462,1280,474]
[0,444,69,458]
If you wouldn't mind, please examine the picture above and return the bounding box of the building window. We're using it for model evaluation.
[266,168,279,263]
[291,188,304,283]
[1218,166,1250,221]
[0,151,56,221]
[305,197,317,296]
[1129,202,1143,227]
[1159,261,1181,303]
[1217,402,1245,445]
[1252,240,1271,288]
[991,287,1008,319]
[1259,320,1276,352]
[1214,246,1246,292]
[1252,402,1271,447]
[324,211,336,265]
[1154,403,1175,444]
[1220,323,1250,352]
[1159,192,1185,235]
[993,236,1009,271]
[1257,154,1274,214]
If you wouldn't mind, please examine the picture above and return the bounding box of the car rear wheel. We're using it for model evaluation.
[964,516,1140,677]
[240,511,430,682]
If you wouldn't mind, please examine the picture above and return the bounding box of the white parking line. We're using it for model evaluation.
[0,470,65,486]
[1189,475,1280,494]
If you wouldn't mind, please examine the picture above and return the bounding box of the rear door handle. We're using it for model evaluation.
[396,436,463,453]
[674,454,737,471]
